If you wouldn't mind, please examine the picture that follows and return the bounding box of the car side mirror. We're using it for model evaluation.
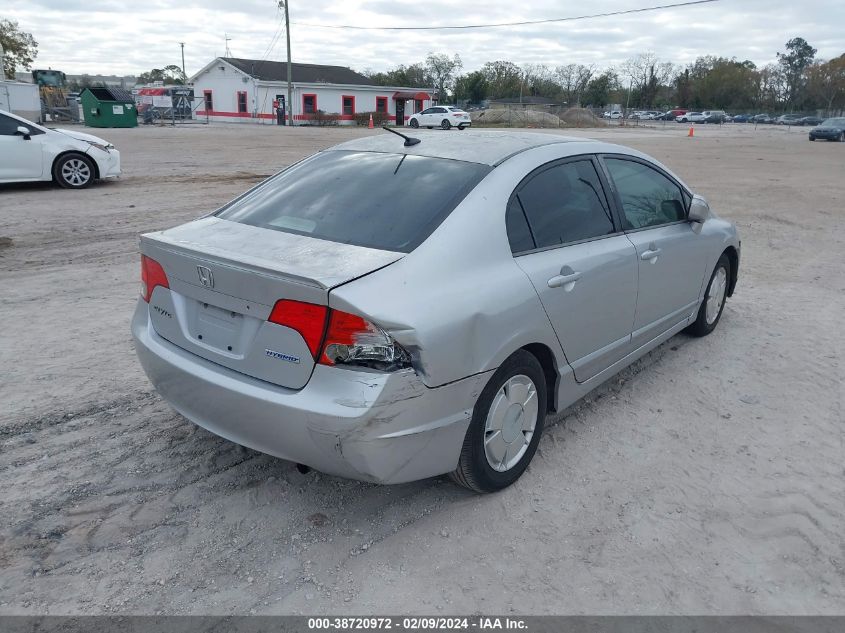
[16,126,32,140]
[688,195,710,223]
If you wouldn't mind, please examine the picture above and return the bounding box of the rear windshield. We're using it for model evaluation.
[216,150,490,253]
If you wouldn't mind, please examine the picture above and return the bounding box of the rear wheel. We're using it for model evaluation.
[53,153,95,189]
[451,350,547,493]
[441,119,451,130]
[409,118,419,128]
[457,125,466,130]
[686,254,730,337]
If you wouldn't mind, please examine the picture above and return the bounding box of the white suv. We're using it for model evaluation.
[0,109,121,188]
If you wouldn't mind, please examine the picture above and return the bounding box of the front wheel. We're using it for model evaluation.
[457,125,466,130]
[686,254,730,337]
[409,118,419,128]
[441,119,451,130]
[450,350,547,493]
[53,153,95,189]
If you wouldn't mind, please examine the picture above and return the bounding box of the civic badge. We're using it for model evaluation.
[196,265,214,288]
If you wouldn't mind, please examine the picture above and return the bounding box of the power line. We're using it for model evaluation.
[293,0,718,31]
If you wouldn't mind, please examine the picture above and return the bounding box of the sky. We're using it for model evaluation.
[4,0,844,78]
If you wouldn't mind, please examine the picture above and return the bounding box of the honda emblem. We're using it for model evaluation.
[196,265,214,288]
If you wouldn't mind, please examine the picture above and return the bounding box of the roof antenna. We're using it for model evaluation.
[381,125,421,147]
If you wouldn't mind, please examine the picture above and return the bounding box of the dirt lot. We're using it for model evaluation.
[1,122,843,615]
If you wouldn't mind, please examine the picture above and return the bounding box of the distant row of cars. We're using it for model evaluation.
[602,109,827,126]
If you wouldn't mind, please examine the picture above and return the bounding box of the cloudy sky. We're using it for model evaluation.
[4,0,844,77]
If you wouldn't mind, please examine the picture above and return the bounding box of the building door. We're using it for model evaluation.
[395,99,405,126]
[275,94,286,125]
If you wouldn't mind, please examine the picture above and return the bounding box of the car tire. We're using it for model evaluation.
[409,119,419,128]
[809,136,815,141]
[53,153,95,189]
[441,119,451,130]
[450,350,547,493]
[426,126,433,129]
[457,125,466,130]
[838,132,844,142]
[686,253,730,337]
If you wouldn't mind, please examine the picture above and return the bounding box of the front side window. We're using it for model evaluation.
[603,158,686,230]
[216,151,490,253]
[0,114,21,135]
[514,159,616,249]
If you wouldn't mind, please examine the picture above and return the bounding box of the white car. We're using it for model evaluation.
[676,112,706,123]
[0,109,121,188]
[604,110,622,120]
[409,106,471,130]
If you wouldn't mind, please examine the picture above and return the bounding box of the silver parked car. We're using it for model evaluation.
[132,131,740,492]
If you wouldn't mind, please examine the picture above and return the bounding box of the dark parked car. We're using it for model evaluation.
[809,118,845,141]
[732,114,751,123]
[703,113,727,124]
[752,114,774,124]
[798,116,823,126]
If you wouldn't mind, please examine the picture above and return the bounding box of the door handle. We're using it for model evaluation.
[548,271,582,288]
[641,248,662,261]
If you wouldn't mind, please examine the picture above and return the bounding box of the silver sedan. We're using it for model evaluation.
[132,131,740,492]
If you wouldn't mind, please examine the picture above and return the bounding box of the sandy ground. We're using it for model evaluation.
[0,121,843,615]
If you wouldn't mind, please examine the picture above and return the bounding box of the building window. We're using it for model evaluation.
[376,97,388,113]
[342,95,355,116]
[203,90,213,112]
[237,91,247,114]
[303,94,317,114]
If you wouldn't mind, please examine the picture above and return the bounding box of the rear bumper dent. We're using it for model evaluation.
[131,301,489,483]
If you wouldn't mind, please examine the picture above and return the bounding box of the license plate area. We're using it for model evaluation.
[190,302,246,354]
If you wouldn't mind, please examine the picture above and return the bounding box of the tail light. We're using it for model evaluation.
[268,299,411,371]
[268,300,328,358]
[140,255,169,302]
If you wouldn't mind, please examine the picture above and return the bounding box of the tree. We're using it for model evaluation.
[806,55,845,114]
[425,53,462,102]
[137,64,187,86]
[454,70,489,103]
[0,19,38,79]
[621,52,675,108]
[777,37,816,108]
[480,61,523,99]
[365,63,431,88]
[555,64,594,105]
[583,70,619,107]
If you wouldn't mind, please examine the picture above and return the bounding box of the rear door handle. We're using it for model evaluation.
[641,248,662,261]
[548,271,582,289]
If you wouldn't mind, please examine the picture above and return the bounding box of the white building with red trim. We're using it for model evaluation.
[189,57,435,126]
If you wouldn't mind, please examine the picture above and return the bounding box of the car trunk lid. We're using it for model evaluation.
[140,217,402,389]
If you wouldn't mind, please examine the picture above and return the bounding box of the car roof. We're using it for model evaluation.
[328,130,585,166]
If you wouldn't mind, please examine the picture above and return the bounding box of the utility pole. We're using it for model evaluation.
[279,1,293,126]
[179,42,186,77]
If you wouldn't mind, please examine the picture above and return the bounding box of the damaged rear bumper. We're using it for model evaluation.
[131,302,490,483]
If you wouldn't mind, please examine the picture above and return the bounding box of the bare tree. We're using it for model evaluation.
[621,52,674,108]
[425,53,462,103]
[555,64,594,106]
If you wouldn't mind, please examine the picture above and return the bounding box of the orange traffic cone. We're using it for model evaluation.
[368,114,374,129]
[688,126,694,137]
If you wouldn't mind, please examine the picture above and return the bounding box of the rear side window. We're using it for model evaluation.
[514,159,615,248]
[217,151,490,253]
[604,158,686,230]
[505,197,535,253]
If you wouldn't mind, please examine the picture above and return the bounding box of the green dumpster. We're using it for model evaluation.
[80,87,138,128]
